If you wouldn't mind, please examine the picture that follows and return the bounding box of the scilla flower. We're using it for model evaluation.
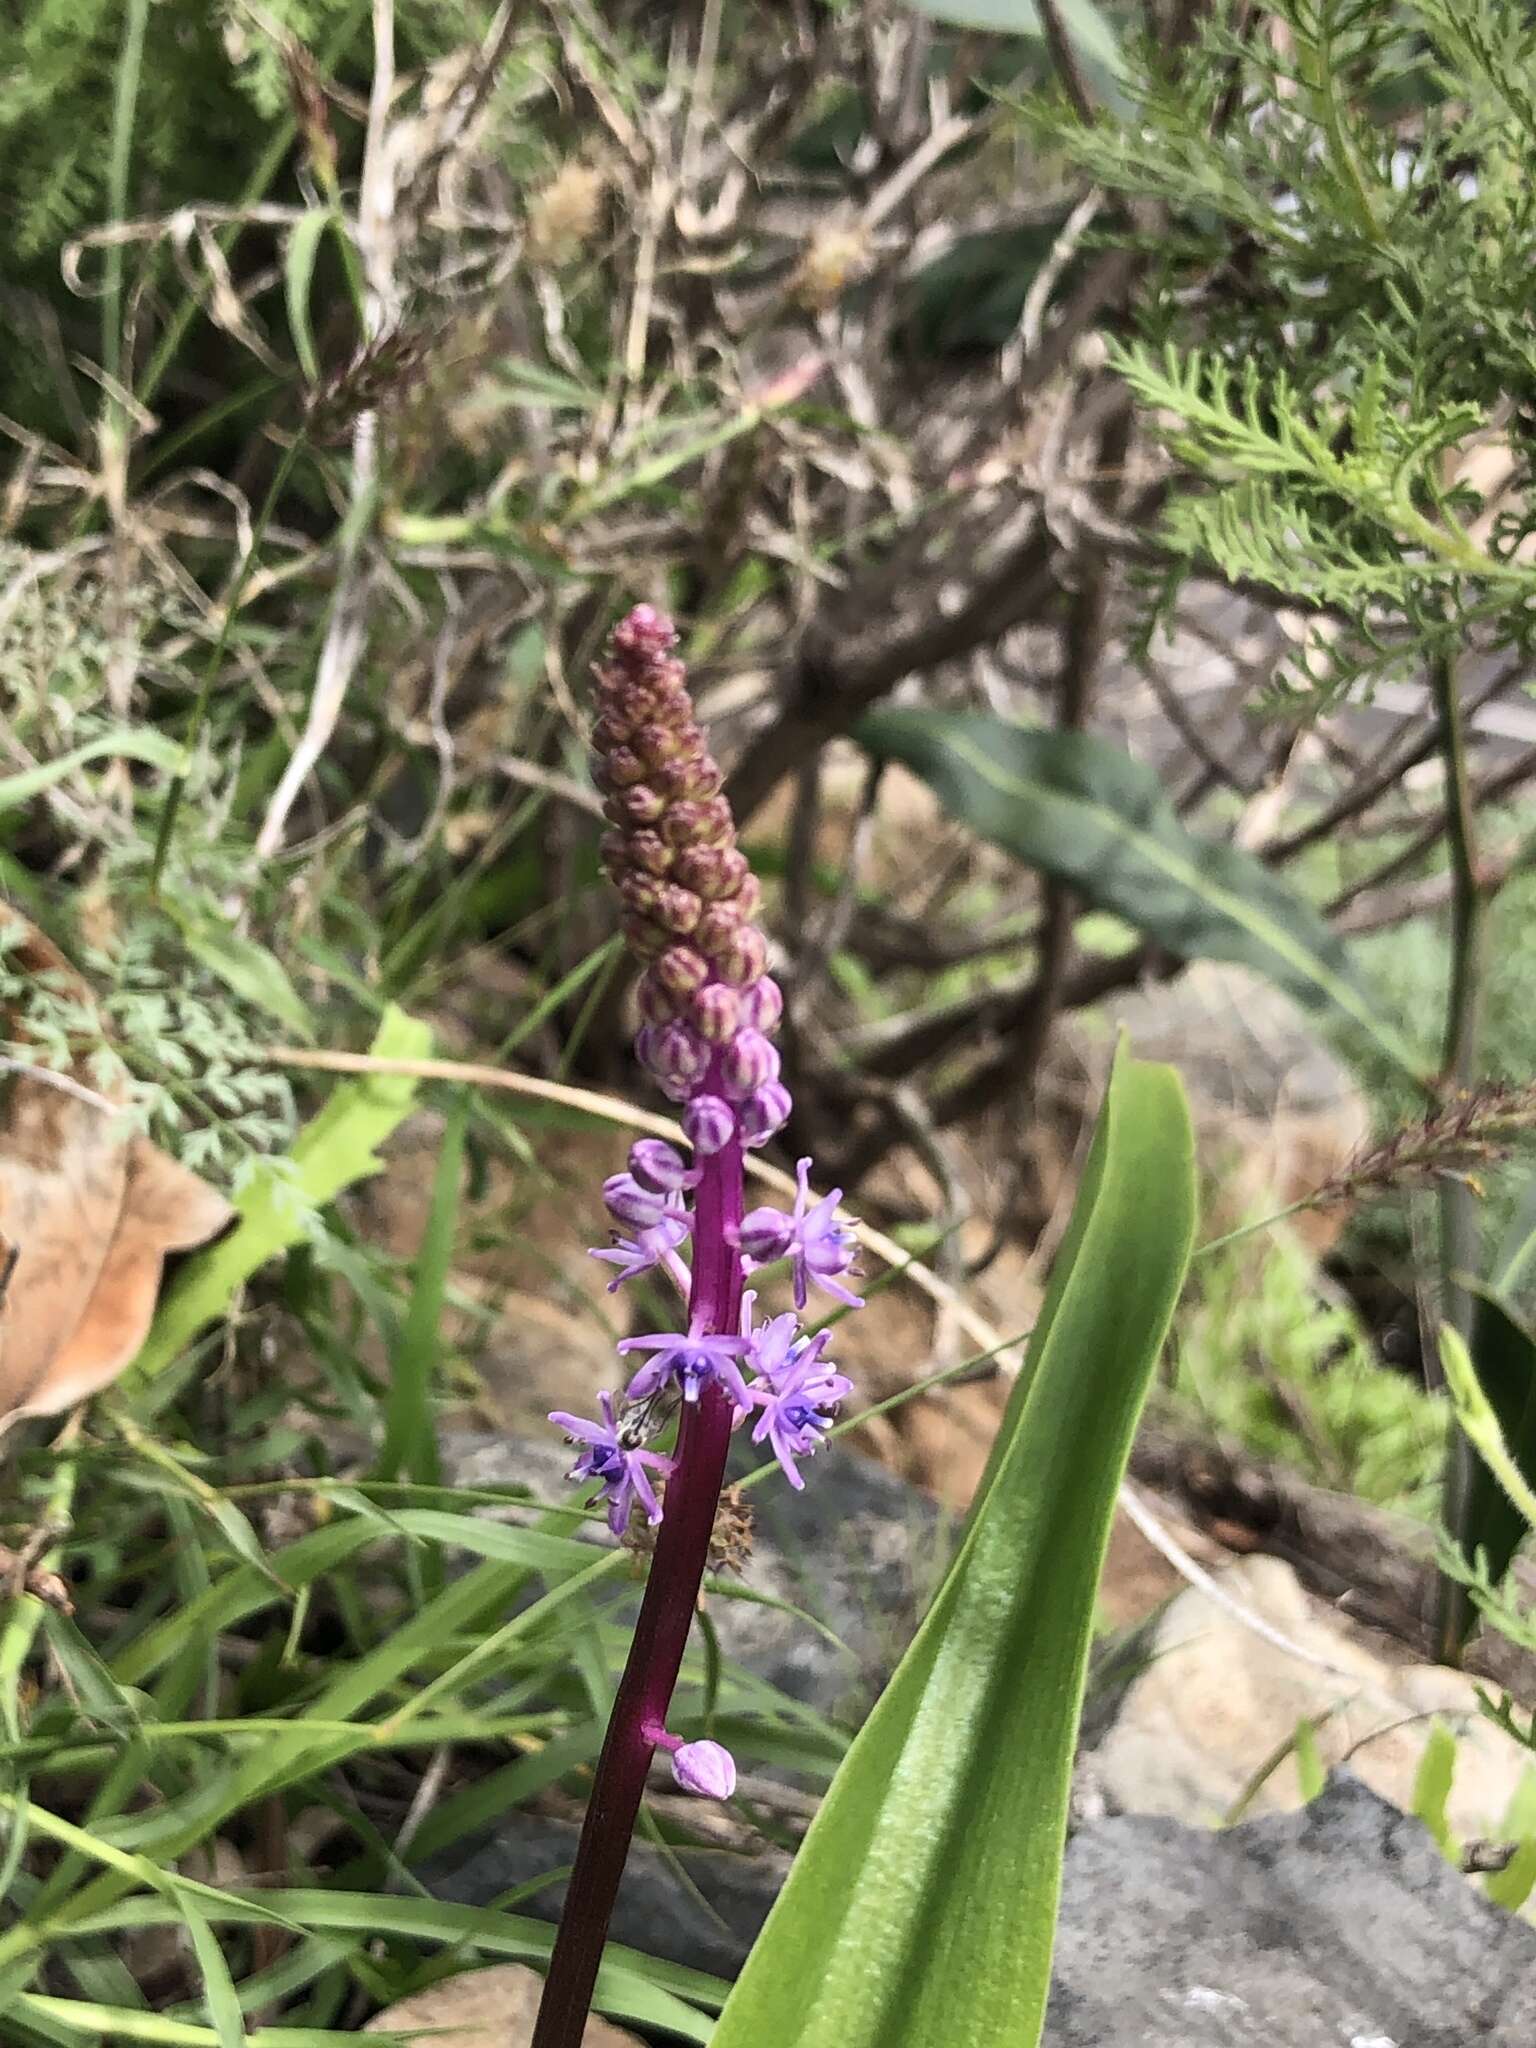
[540,605,867,2040]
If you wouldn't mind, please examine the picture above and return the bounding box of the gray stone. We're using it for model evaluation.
[423,1812,786,1982]
[1045,1773,1536,2046]
[426,1775,1536,2034]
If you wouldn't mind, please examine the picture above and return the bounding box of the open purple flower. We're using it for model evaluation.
[589,1210,691,1294]
[747,1328,853,1489]
[550,1392,674,1535]
[735,1156,864,1312]
[618,1325,752,1408]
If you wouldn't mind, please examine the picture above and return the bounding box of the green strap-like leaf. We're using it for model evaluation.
[857,707,1427,1082]
[710,1046,1196,2048]
[1443,1311,1536,1547]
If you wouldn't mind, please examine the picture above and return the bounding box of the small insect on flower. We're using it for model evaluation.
[549,1391,675,1536]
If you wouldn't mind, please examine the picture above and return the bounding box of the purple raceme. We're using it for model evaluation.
[536,605,864,2048]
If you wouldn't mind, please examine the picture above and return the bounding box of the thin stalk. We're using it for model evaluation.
[1430,649,1490,1661]
[531,1139,746,2048]
[102,0,150,414]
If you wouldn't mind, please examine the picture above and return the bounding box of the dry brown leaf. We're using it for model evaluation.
[364,1963,643,2046]
[0,906,232,1430]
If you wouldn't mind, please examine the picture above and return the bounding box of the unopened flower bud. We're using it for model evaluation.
[629,1139,700,1192]
[607,784,665,826]
[604,1172,671,1229]
[739,977,783,1035]
[654,945,710,1001]
[734,873,763,921]
[738,1081,792,1147]
[633,721,690,769]
[694,902,744,956]
[654,883,703,935]
[691,982,741,1044]
[628,831,673,876]
[621,872,663,919]
[661,801,709,848]
[720,1028,780,1100]
[674,756,723,801]
[645,1020,709,1091]
[670,1738,736,1801]
[693,796,735,845]
[735,1206,795,1262]
[612,604,677,660]
[684,1094,736,1155]
[674,846,749,900]
[621,912,669,958]
[636,971,679,1024]
[602,747,649,789]
[716,926,768,986]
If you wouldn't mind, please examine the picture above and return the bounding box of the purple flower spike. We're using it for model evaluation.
[683,1094,736,1156]
[669,1737,737,1800]
[550,1392,675,1535]
[748,1331,853,1489]
[628,1139,700,1193]
[619,1326,753,1409]
[590,1210,691,1293]
[539,603,867,2042]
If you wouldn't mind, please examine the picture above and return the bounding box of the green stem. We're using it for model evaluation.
[1430,648,1490,1661]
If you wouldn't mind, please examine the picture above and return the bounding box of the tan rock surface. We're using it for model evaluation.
[1096,1552,1534,1840]
[365,1963,643,2046]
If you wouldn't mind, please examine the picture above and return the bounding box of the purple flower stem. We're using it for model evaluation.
[531,1137,746,2048]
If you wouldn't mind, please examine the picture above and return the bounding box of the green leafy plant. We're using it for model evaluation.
[1177,1226,1447,1508]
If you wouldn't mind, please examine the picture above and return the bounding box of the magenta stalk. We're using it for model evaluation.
[531,1140,745,2048]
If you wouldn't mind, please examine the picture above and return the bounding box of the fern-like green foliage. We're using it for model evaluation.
[1037,0,1536,701]
[1176,1224,1447,1507]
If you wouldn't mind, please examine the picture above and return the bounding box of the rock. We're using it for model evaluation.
[1093,1553,1533,1841]
[364,1961,641,2045]
[423,1813,787,1982]
[1045,1772,1536,2046]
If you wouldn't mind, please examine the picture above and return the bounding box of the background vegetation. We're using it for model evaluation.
[4,0,1536,2039]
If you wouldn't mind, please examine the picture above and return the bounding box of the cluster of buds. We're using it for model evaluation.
[549,605,864,1805]
[593,605,790,1158]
